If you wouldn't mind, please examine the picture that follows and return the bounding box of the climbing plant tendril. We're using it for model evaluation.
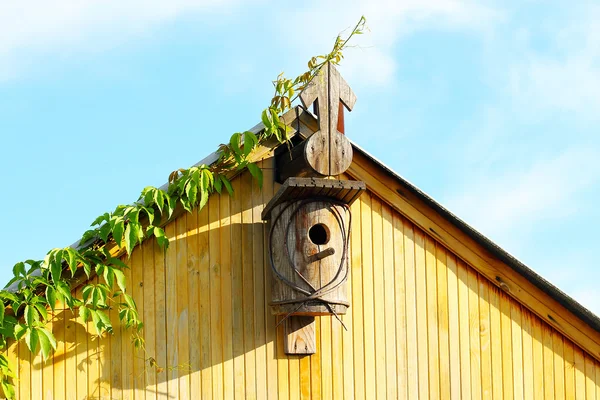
[0,16,367,398]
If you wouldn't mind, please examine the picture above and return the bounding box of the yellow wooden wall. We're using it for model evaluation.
[6,156,600,399]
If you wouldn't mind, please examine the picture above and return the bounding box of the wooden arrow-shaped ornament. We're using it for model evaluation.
[300,62,357,177]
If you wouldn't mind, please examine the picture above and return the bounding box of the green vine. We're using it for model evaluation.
[0,16,367,398]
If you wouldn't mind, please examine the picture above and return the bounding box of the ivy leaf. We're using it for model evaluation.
[222,176,234,196]
[50,258,61,282]
[112,269,126,293]
[98,223,111,244]
[165,194,175,219]
[81,229,98,244]
[36,327,57,360]
[247,162,263,188]
[79,306,90,323]
[24,305,36,327]
[104,267,114,289]
[112,219,125,246]
[45,286,57,311]
[24,328,38,354]
[90,212,110,227]
[214,175,223,194]
[154,189,165,214]
[12,262,25,278]
[243,131,258,156]
[34,303,48,323]
[124,224,136,256]
[2,379,16,399]
[0,301,5,327]
[153,227,169,251]
[186,179,198,208]
[65,248,78,276]
[97,310,112,334]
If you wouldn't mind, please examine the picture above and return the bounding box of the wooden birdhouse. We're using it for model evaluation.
[263,62,365,354]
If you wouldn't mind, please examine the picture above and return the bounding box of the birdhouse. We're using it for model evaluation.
[262,177,365,318]
[263,62,366,354]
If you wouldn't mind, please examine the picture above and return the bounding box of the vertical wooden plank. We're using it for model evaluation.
[489,285,503,400]
[87,277,100,400]
[457,260,471,400]
[209,195,224,400]
[119,269,133,400]
[319,316,332,399]
[241,172,256,398]
[331,317,344,400]
[108,282,123,400]
[393,213,407,400]
[574,346,585,400]
[382,204,396,400]
[230,174,244,400]
[300,355,311,400]
[596,358,600,400]
[521,309,534,400]
[73,289,87,399]
[341,197,354,400]
[278,317,290,399]
[564,339,575,398]
[553,331,565,399]
[511,303,523,400]
[500,291,513,400]
[468,268,481,399]
[53,305,66,400]
[252,162,268,400]
[479,276,492,399]
[404,220,419,399]
[132,246,146,400]
[425,236,439,399]
[436,245,451,399]
[186,210,201,398]
[220,190,234,400]
[143,233,158,399]
[532,316,544,400]
[370,197,386,400]
[64,309,77,400]
[351,199,365,399]
[43,315,54,399]
[414,229,429,400]
[154,228,169,399]
[165,219,179,399]
[361,193,376,398]
[446,254,461,399]
[198,196,213,400]
[586,354,596,400]
[542,324,555,399]
[176,214,190,400]
[6,341,19,400]
[309,317,320,400]
[31,328,43,399]
[263,157,279,400]
[18,335,32,400]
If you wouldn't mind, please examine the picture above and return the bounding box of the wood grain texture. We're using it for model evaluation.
[299,62,355,176]
[10,153,600,399]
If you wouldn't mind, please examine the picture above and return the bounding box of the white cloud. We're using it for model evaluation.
[0,0,248,81]
[444,147,600,251]
[507,5,600,120]
[276,0,501,87]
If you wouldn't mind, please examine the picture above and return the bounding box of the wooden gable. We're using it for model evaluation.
[6,108,600,399]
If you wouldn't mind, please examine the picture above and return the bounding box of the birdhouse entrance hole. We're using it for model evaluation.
[308,223,329,245]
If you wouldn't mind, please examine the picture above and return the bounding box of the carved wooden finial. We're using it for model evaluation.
[300,62,357,177]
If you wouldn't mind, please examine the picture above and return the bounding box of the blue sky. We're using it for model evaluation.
[1,1,599,314]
